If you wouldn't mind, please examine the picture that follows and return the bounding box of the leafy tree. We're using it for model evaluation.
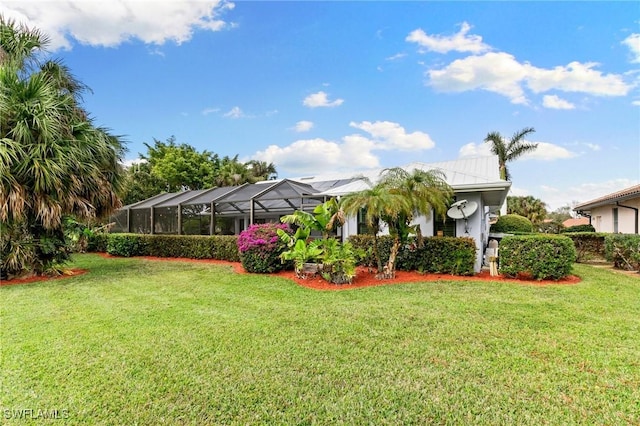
[142,136,216,192]
[484,127,538,181]
[507,195,548,225]
[119,161,164,206]
[341,168,452,278]
[214,155,251,186]
[0,16,124,276]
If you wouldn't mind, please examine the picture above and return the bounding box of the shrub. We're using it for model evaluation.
[604,234,640,271]
[490,214,533,233]
[499,235,576,280]
[237,223,292,273]
[107,234,147,257]
[564,232,606,263]
[87,233,109,253]
[349,235,476,275]
[105,234,240,261]
[563,224,595,233]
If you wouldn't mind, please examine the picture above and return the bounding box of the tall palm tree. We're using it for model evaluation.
[484,127,538,181]
[0,16,124,276]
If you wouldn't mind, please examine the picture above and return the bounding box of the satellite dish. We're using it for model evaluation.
[446,200,478,234]
[447,200,478,220]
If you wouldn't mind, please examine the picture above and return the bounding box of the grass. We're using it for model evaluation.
[1,254,639,425]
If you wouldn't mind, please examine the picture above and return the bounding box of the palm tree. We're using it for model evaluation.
[247,160,277,182]
[0,16,124,276]
[340,168,452,278]
[484,127,538,181]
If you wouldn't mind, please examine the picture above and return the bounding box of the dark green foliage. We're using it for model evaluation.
[349,235,476,275]
[490,214,534,233]
[563,224,595,233]
[604,234,640,271]
[564,232,606,263]
[105,234,240,261]
[499,235,576,280]
[106,234,148,257]
[87,233,109,253]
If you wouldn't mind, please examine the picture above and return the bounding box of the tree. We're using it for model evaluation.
[507,195,547,225]
[142,136,216,192]
[247,160,277,182]
[214,155,251,186]
[340,168,452,278]
[0,16,124,276]
[484,127,538,181]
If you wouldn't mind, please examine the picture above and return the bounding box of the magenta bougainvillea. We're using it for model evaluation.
[237,223,292,273]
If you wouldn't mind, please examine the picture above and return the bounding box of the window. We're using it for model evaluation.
[613,208,618,233]
[434,216,456,237]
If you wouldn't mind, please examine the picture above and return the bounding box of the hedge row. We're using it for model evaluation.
[604,234,640,271]
[499,235,576,280]
[348,235,476,275]
[91,233,240,262]
[564,232,607,263]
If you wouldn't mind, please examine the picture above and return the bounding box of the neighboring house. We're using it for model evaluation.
[110,155,510,272]
[573,184,640,234]
[562,217,590,228]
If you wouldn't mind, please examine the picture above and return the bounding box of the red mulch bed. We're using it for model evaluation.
[0,269,88,287]
[1,254,581,290]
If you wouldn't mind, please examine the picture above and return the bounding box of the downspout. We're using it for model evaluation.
[616,202,639,234]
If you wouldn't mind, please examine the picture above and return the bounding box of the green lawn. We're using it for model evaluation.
[1,254,638,425]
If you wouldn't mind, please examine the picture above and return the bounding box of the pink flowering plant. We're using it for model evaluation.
[237,223,292,273]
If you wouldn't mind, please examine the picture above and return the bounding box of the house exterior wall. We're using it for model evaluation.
[589,197,640,233]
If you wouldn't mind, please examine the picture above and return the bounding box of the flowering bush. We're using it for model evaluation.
[237,223,292,273]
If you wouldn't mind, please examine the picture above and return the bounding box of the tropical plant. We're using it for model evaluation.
[507,195,548,225]
[484,127,538,181]
[280,197,344,239]
[247,160,277,182]
[317,238,364,284]
[340,168,452,279]
[0,16,125,276]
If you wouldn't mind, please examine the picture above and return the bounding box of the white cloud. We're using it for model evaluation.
[458,141,576,161]
[1,0,235,50]
[202,107,220,116]
[633,100,640,106]
[386,52,407,61]
[526,61,630,96]
[349,121,435,151]
[622,33,640,63]
[458,142,493,158]
[427,52,631,104]
[294,120,314,132]
[406,22,490,54]
[303,91,344,108]
[542,95,575,110]
[223,106,244,118]
[522,142,576,161]
[253,138,379,174]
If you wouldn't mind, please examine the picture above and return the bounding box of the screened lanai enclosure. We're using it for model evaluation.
[109,178,359,236]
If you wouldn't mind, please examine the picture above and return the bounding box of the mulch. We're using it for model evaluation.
[1,254,581,290]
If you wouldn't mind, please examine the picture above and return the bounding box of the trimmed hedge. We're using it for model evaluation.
[87,233,109,253]
[604,234,640,271]
[564,232,606,263]
[348,235,476,275]
[563,224,595,233]
[104,233,240,261]
[490,214,533,233]
[499,235,576,280]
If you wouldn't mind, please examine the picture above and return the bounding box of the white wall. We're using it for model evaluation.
[590,198,640,233]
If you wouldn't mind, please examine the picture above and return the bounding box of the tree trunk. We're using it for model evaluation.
[380,236,400,280]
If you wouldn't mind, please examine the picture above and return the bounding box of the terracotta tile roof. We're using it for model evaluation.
[574,184,640,210]
[562,217,590,228]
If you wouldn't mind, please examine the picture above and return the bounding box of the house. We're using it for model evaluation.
[110,155,510,272]
[573,184,640,234]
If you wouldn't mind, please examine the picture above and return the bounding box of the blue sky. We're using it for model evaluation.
[3,1,639,211]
